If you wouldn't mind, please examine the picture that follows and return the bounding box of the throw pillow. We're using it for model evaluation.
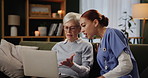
[0,39,24,78]
[0,39,39,62]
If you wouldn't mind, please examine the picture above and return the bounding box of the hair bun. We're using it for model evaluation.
[100,15,109,26]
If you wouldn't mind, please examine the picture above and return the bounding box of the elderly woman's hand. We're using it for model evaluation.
[60,54,75,67]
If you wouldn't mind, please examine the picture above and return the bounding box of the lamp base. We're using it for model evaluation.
[11,26,17,36]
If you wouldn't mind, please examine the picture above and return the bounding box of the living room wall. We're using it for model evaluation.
[1,0,148,44]
[66,0,79,13]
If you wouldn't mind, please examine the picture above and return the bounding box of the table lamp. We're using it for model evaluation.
[132,3,148,43]
[8,15,20,36]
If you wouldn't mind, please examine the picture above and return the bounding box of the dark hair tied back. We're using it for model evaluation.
[100,15,109,26]
[81,9,109,27]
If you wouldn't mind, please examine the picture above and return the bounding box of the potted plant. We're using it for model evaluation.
[119,12,136,37]
[118,11,136,43]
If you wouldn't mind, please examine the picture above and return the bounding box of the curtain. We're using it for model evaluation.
[79,0,140,37]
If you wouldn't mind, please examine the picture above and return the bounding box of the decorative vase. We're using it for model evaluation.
[38,26,47,36]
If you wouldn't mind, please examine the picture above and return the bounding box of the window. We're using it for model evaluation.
[79,0,140,43]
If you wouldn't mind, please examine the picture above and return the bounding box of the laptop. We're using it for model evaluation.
[21,49,59,78]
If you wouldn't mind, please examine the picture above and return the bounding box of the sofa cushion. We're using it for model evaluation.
[16,45,39,50]
[19,41,57,50]
[129,44,148,74]
[0,39,24,78]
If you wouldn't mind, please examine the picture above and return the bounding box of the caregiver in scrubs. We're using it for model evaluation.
[80,9,140,78]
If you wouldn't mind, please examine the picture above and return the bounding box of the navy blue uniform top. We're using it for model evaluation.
[97,28,139,78]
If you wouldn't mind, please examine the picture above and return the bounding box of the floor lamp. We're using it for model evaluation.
[132,3,148,43]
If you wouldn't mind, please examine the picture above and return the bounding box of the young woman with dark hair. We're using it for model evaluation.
[80,9,140,78]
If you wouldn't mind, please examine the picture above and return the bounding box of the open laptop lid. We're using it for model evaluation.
[21,49,59,78]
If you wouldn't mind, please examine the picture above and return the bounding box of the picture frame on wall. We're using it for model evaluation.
[30,4,51,17]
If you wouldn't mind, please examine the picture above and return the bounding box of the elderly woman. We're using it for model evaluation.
[52,12,93,78]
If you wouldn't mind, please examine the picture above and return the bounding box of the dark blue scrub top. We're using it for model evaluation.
[97,28,139,78]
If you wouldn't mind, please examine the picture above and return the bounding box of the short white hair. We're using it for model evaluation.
[63,12,81,25]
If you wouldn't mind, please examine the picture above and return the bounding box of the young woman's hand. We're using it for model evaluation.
[60,54,75,67]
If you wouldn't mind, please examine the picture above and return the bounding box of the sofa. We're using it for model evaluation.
[1,41,148,78]
[19,41,148,78]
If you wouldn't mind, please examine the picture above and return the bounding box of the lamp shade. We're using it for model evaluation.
[8,15,20,26]
[132,3,148,19]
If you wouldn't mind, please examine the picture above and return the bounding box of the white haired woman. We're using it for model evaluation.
[52,12,93,78]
